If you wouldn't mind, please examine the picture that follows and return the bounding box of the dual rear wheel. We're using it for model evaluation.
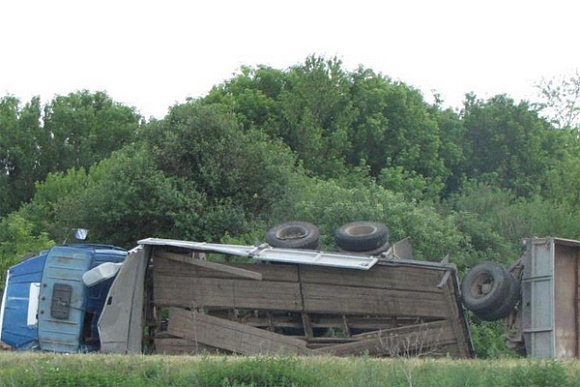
[461,261,520,321]
[265,221,389,254]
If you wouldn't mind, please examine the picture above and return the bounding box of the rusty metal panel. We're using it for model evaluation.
[554,244,578,358]
[522,238,580,358]
[522,238,555,358]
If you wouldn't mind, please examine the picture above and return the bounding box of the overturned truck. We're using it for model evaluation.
[4,220,578,358]
[1,222,474,357]
[99,235,474,356]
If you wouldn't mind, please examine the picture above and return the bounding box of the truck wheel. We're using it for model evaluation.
[335,222,389,252]
[461,261,511,314]
[337,240,390,256]
[475,273,520,321]
[265,222,320,250]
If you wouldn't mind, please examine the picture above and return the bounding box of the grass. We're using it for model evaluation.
[1,352,580,387]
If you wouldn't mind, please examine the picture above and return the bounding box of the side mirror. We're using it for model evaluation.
[82,262,123,287]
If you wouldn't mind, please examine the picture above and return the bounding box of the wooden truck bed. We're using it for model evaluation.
[143,244,473,357]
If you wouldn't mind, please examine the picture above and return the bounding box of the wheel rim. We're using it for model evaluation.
[276,226,308,240]
[344,224,377,236]
[470,272,495,299]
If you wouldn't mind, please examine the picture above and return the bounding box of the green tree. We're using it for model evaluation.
[27,147,207,248]
[0,91,140,218]
[0,96,44,217]
[349,68,445,180]
[535,70,580,129]
[0,213,55,292]
[462,94,555,196]
[42,90,140,172]
[142,101,299,216]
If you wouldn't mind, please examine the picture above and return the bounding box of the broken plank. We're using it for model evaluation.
[315,320,455,356]
[302,313,314,338]
[154,251,262,281]
[167,308,313,355]
[154,275,302,311]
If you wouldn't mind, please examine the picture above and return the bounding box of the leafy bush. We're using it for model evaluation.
[268,175,469,262]
[0,214,54,292]
[194,356,319,387]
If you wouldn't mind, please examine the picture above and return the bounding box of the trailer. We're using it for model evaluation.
[96,238,473,357]
[459,237,580,359]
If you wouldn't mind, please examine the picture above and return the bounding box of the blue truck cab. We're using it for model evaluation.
[0,244,127,352]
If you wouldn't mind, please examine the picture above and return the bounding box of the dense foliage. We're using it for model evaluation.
[1,57,579,357]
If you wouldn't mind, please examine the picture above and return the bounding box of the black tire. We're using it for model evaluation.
[337,240,390,256]
[335,222,389,252]
[265,222,320,250]
[475,273,520,321]
[461,261,511,314]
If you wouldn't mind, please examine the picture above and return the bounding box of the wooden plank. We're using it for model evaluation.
[302,283,448,318]
[300,337,359,343]
[315,320,456,356]
[299,265,444,293]
[156,274,447,317]
[167,308,313,355]
[154,251,263,281]
[310,316,428,330]
[154,275,302,311]
[342,315,351,337]
[302,313,313,338]
[222,314,303,329]
[154,256,299,282]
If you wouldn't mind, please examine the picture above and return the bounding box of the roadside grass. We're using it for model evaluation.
[1,352,579,387]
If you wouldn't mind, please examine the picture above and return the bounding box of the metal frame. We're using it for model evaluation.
[522,237,580,358]
[138,238,379,270]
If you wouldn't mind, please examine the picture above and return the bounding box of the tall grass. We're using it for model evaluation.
[0,353,579,387]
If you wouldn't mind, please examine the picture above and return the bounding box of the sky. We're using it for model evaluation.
[1,0,579,119]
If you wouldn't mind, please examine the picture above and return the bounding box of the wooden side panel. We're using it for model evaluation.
[315,320,455,356]
[299,265,444,293]
[301,283,448,318]
[154,275,302,311]
[167,308,313,355]
[151,250,473,357]
[154,256,299,282]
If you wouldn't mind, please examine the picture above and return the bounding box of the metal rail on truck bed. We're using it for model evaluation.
[138,238,379,270]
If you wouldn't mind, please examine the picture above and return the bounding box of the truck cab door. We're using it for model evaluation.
[37,246,93,352]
